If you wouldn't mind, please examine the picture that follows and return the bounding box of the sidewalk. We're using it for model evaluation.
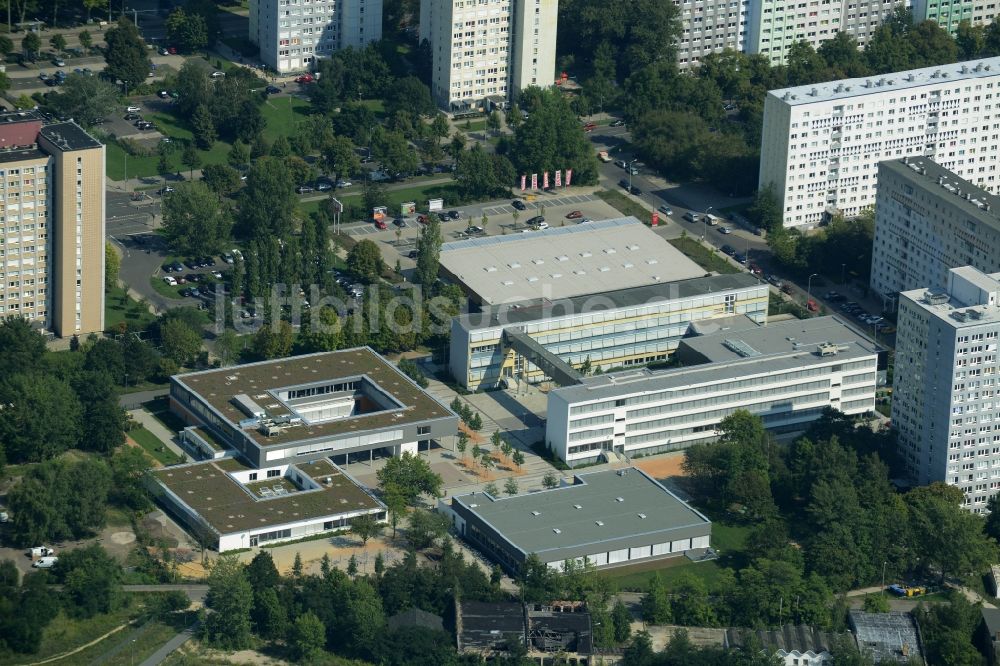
[129,408,185,458]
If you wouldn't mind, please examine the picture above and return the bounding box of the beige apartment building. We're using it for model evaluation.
[0,111,105,337]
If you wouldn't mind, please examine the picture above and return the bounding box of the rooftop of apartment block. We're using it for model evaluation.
[454,272,764,332]
[40,122,103,151]
[880,157,1000,233]
[440,217,704,306]
[768,57,1000,105]
[173,348,455,447]
[552,316,878,403]
[150,457,382,535]
[901,266,1000,326]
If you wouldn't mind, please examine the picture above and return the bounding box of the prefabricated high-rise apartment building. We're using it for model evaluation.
[675,0,750,69]
[0,110,105,337]
[250,0,383,73]
[912,0,1000,36]
[420,0,558,110]
[759,57,1000,228]
[893,266,1000,512]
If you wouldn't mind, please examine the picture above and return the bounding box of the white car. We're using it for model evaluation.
[535,221,549,230]
[335,179,352,188]
[163,276,177,286]
[719,226,733,234]
[33,556,58,569]
[126,105,141,113]
[211,71,225,78]
[211,270,223,279]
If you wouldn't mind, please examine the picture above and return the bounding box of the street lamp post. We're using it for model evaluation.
[841,263,847,286]
[627,159,638,193]
[806,273,819,305]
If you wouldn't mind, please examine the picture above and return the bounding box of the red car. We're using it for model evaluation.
[168,46,177,55]
[295,74,314,84]
[565,210,583,219]
[417,214,429,224]
[583,122,597,132]
[374,219,387,230]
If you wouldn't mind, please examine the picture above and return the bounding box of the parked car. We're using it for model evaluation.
[615,160,627,169]
[719,226,733,234]
[448,210,461,220]
[565,210,583,219]
[807,299,819,312]
[296,185,315,194]
[163,276,177,286]
[824,291,845,302]
[583,122,597,132]
[466,225,485,235]
[417,214,429,224]
[526,215,545,227]
[316,180,332,191]
[295,74,314,83]
[52,58,65,67]
[126,105,141,113]
[211,270,223,279]
[720,245,737,257]
[374,219,387,230]
[124,113,140,121]
[511,199,527,210]
[683,211,699,223]
[629,185,642,195]
[335,180,352,188]
[210,71,225,78]
[158,186,174,194]
[734,253,748,265]
[610,119,626,127]
[534,221,549,230]
[393,217,406,227]
[265,85,280,94]
[407,249,418,259]
[33,556,58,569]
[657,204,673,216]
[186,273,201,283]
[158,90,170,98]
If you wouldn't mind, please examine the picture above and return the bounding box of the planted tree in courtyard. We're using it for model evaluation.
[350,513,384,546]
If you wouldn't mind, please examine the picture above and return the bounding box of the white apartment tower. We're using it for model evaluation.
[912,0,999,36]
[420,0,558,111]
[675,0,750,69]
[759,57,1000,229]
[893,266,1000,512]
[872,158,1000,304]
[746,0,906,65]
[249,0,383,74]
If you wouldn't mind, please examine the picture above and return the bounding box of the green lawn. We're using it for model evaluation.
[150,275,188,300]
[595,189,653,223]
[602,558,727,591]
[0,604,138,666]
[668,236,740,275]
[62,618,187,666]
[105,285,157,333]
[261,96,313,142]
[129,426,182,466]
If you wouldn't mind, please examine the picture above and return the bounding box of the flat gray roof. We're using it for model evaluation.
[553,316,878,403]
[901,267,1000,327]
[880,158,1000,234]
[452,468,710,561]
[768,57,1000,106]
[439,217,704,306]
[455,272,764,332]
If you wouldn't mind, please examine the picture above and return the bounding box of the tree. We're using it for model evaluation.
[0,373,81,463]
[322,135,361,181]
[76,372,126,454]
[78,30,92,51]
[105,242,120,289]
[641,573,672,624]
[228,140,250,170]
[6,458,111,545]
[385,76,436,119]
[503,477,519,496]
[290,611,326,662]
[191,104,217,150]
[510,87,599,185]
[238,157,296,240]
[160,318,202,366]
[447,131,466,161]
[905,483,996,583]
[49,33,66,53]
[377,452,443,505]
[54,544,122,618]
[251,321,294,360]
[747,183,783,232]
[0,35,12,59]
[484,481,499,496]
[104,18,151,92]
[415,215,443,287]
[457,433,468,460]
[201,163,243,197]
[406,509,451,550]
[347,239,387,283]
[862,593,890,613]
[204,555,253,650]
[47,73,118,126]
[109,446,151,511]
[182,143,202,179]
[611,599,632,643]
[520,553,561,604]
[455,144,515,199]
[21,32,40,62]
[542,471,559,489]
[350,513,384,546]
[162,181,232,256]
[372,128,420,176]
[166,7,209,53]
[512,450,525,470]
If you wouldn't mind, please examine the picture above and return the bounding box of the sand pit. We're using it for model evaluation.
[110,531,136,545]
[634,452,687,480]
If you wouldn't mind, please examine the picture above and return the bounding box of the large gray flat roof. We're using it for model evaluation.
[768,57,1000,106]
[552,316,878,403]
[452,468,710,561]
[439,217,704,306]
[900,267,1000,327]
[455,272,764,332]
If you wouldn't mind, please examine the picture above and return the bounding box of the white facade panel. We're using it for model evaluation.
[652,541,671,556]
[629,545,652,560]
[692,535,711,549]
[590,551,608,566]
[608,548,628,563]
[759,58,1000,228]
[671,538,692,552]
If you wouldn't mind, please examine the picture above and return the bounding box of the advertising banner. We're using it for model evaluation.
[566,169,573,187]
[543,171,549,189]
[520,175,526,191]
[531,173,538,190]
[428,198,444,211]
[554,170,562,187]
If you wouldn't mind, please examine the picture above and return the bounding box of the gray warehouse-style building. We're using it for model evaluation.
[444,468,712,573]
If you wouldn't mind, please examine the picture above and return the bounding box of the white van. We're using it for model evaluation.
[33,556,58,569]
[704,214,721,226]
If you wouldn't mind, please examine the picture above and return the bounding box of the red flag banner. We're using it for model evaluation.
[520,175,526,191]
[554,170,562,187]
[565,169,573,187]
[531,173,538,189]
[543,172,549,189]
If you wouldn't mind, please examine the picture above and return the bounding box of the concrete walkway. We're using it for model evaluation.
[129,408,186,458]
[139,621,198,666]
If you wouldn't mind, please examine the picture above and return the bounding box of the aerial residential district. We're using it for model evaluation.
[7,0,1000,665]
